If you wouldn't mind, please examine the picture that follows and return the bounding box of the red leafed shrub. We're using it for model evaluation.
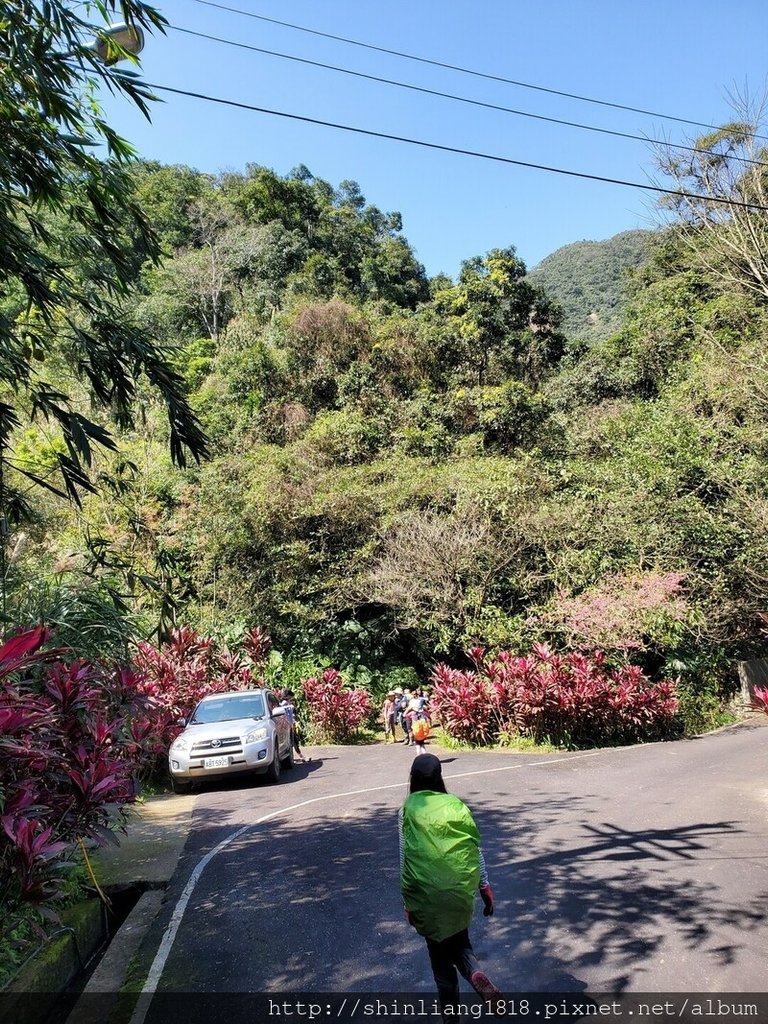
[0,627,150,909]
[429,663,497,745]
[1,623,275,914]
[302,668,374,742]
[430,644,679,748]
[748,685,768,717]
[132,626,265,758]
[242,626,272,667]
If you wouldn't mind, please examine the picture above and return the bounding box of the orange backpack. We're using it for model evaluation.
[411,719,430,742]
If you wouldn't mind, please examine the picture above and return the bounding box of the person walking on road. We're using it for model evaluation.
[411,716,430,753]
[398,754,501,1018]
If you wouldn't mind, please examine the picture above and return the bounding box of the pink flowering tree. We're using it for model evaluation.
[430,643,679,748]
[544,571,690,654]
[302,668,374,742]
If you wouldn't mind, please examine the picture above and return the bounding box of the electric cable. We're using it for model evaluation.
[186,0,768,144]
[169,23,768,170]
[144,81,768,214]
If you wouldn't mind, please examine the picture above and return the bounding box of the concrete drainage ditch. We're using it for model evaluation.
[1,882,163,1024]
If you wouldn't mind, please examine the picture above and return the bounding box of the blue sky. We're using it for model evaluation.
[102,0,768,278]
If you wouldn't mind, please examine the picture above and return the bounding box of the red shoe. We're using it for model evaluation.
[470,971,503,1013]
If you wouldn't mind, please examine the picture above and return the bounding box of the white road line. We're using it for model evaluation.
[129,749,603,1023]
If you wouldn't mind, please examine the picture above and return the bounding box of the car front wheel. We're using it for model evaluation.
[265,741,281,783]
[171,776,192,795]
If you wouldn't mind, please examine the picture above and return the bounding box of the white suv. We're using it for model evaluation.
[168,689,293,793]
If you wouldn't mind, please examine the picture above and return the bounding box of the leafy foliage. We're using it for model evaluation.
[0,1,206,511]
[654,104,768,303]
[1,577,141,663]
[7,99,768,736]
[133,625,270,758]
[0,620,275,925]
[526,230,654,344]
[748,685,768,716]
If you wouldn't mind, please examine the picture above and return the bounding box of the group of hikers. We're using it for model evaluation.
[382,687,432,749]
[278,684,433,757]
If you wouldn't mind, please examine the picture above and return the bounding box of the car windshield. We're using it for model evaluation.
[191,694,266,724]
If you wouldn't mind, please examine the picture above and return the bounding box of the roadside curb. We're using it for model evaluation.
[693,713,768,736]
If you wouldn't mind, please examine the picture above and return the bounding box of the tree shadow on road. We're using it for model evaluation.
[481,810,766,990]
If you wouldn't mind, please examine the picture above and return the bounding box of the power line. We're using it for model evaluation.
[145,81,768,214]
[170,23,768,171]
[187,0,768,144]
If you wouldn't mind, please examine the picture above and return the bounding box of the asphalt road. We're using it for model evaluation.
[130,720,768,1012]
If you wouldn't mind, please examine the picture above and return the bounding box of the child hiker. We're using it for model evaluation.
[411,716,430,753]
[399,754,501,1019]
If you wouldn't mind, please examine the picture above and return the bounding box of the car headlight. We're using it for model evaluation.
[171,736,191,752]
[243,726,269,744]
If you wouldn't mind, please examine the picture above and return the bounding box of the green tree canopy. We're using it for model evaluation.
[0,1,206,516]
[432,247,565,386]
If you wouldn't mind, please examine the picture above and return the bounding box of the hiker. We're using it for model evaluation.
[399,754,501,1019]
[382,692,398,742]
[279,688,306,763]
[410,689,429,718]
[394,688,412,745]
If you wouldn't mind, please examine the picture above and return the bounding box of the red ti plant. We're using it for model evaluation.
[132,625,265,761]
[0,627,151,908]
[429,663,497,745]
[430,644,679,749]
[748,685,768,717]
[302,668,374,742]
[1,818,69,902]
[242,626,272,669]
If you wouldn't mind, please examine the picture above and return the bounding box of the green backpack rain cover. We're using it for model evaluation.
[400,790,481,942]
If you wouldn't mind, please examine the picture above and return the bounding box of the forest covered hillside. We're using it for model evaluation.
[6,1,768,979]
[526,229,654,343]
[4,128,768,734]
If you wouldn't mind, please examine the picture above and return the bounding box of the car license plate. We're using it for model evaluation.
[203,756,229,769]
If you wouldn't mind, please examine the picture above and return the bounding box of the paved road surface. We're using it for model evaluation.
[130,721,767,1010]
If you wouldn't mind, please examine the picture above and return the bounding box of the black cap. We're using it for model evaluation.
[409,753,447,794]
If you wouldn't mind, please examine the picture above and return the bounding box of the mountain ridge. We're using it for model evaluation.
[527,228,655,343]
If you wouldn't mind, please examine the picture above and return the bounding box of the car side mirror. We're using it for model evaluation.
[272,706,286,717]
[177,717,187,727]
